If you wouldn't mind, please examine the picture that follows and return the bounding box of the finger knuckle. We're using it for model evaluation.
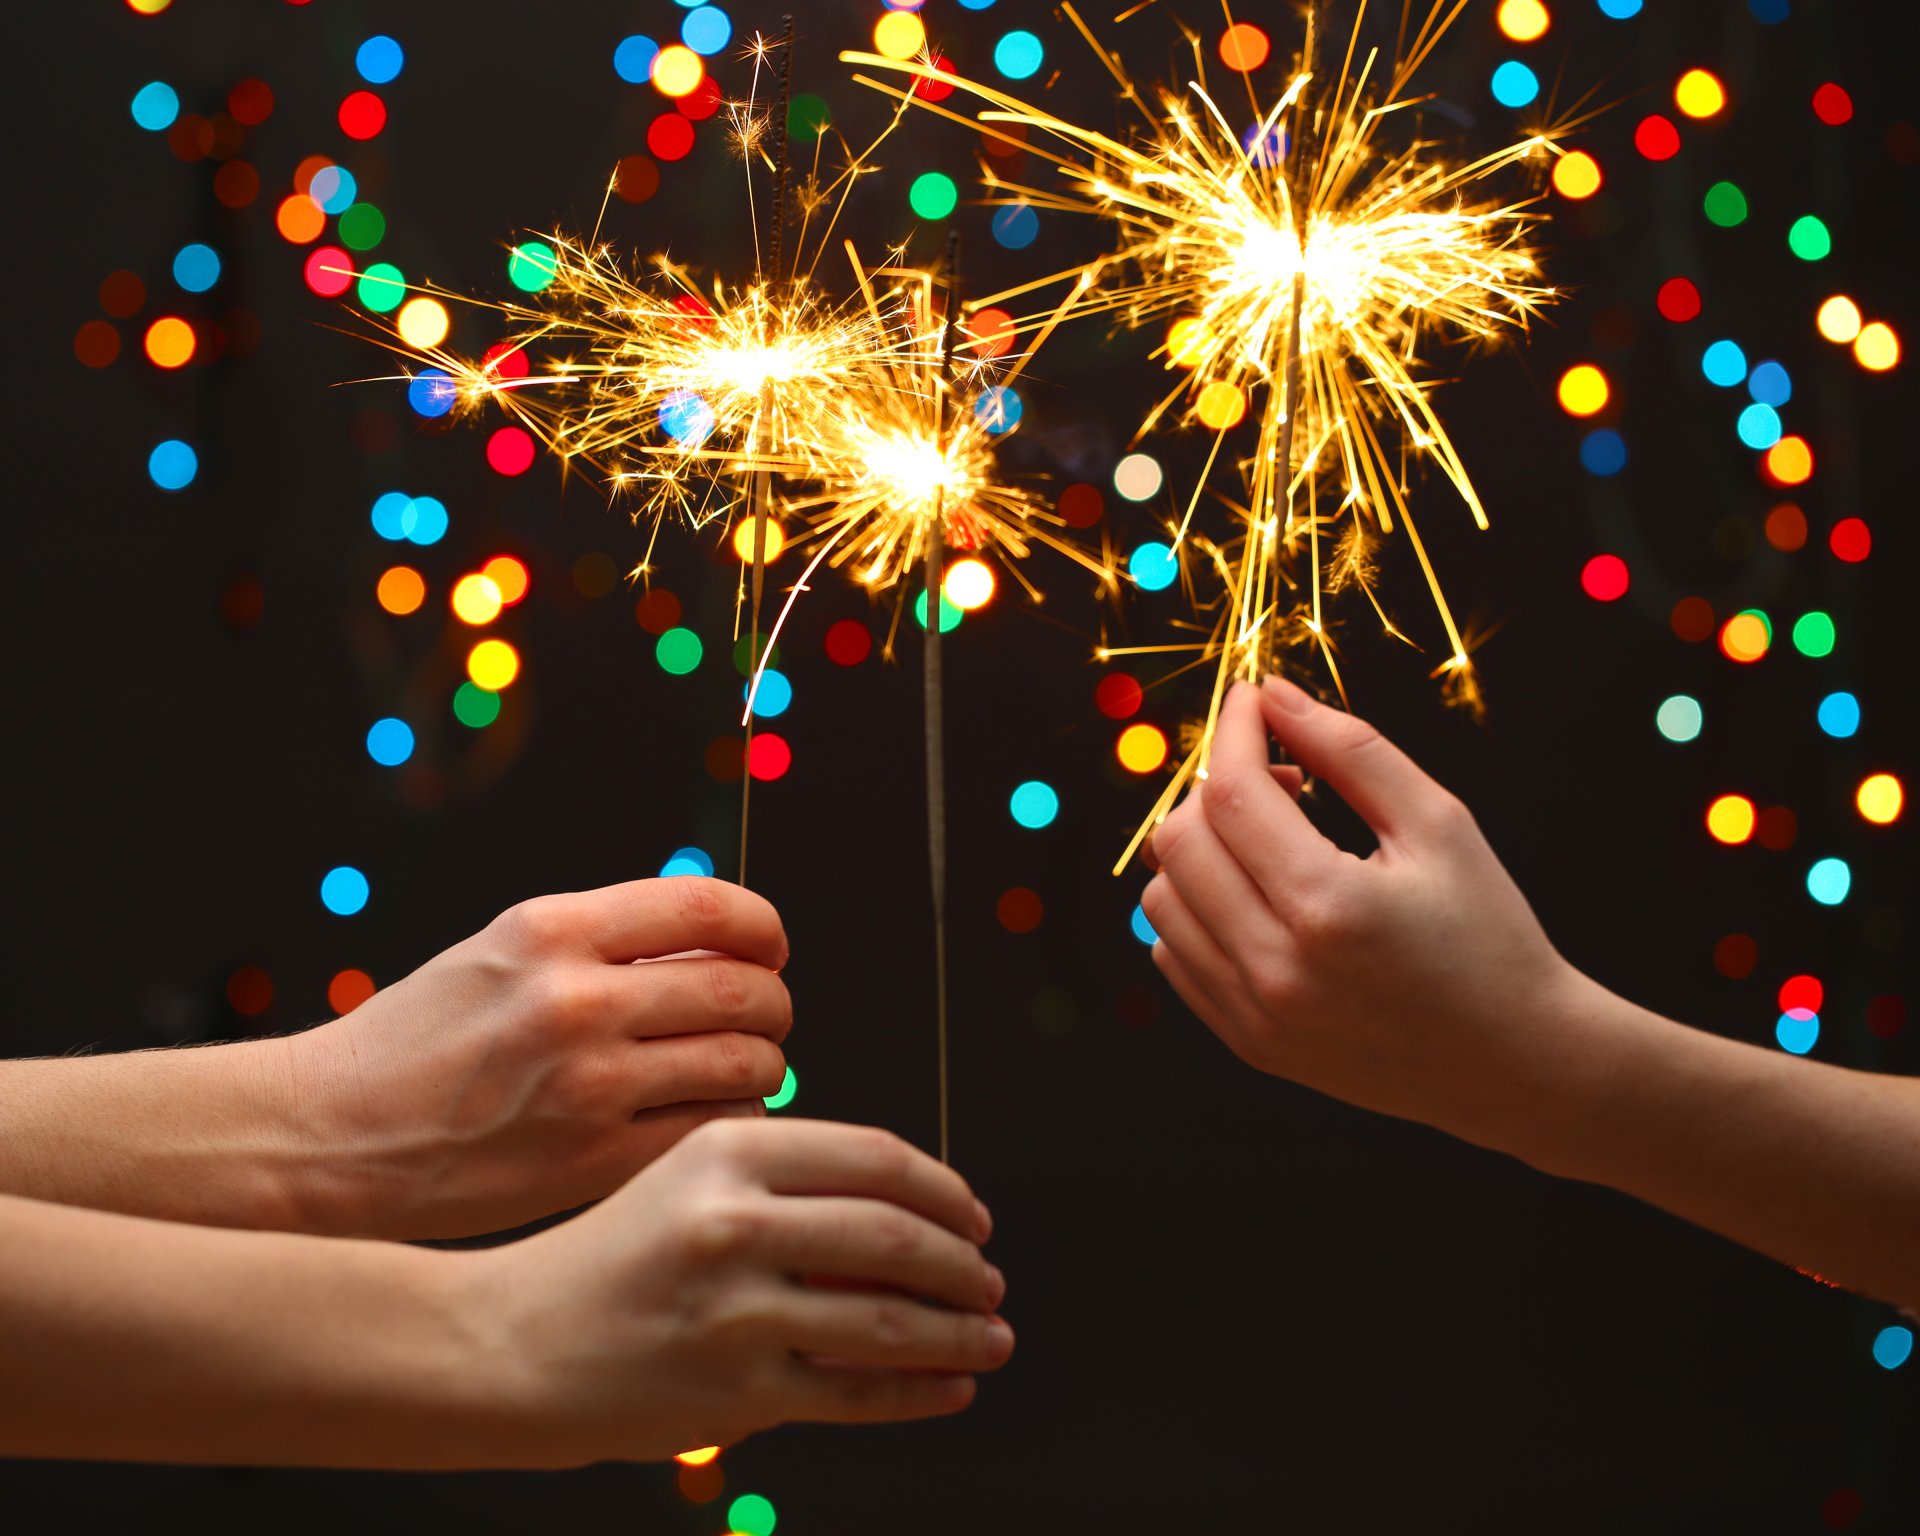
[872,1209,922,1262]
[528,968,602,1035]
[677,1194,764,1267]
[705,960,752,1025]
[872,1299,919,1351]
[1248,958,1301,1014]
[1330,710,1385,757]
[858,1125,912,1183]
[1200,769,1250,819]
[683,1113,754,1166]
[1425,790,1478,840]
[672,875,727,932]
[493,896,572,956]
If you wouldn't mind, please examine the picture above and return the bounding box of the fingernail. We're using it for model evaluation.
[973,1198,993,1241]
[1265,675,1316,714]
[985,1264,1006,1307]
[985,1320,1015,1362]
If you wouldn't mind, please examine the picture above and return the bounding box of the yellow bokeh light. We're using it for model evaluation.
[126,0,173,14]
[1816,295,1862,344]
[451,574,505,626]
[1719,612,1770,664]
[1854,321,1900,372]
[1674,69,1726,119]
[467,638,521,690]
[1194,380,1247,429]
[1706,794,1756,845]
[944,558,996,611]
[1117,722,1170,774]
[1497,0,1550,43]
[483,555,530,605]
[1551,151,1602,200]
[1766,435,1813,485]
[1167,317,1214,368]
[1556,363,1609,417]
[396,297,451,350]
[652,45,703,98]
[873,10,926,61]
[144,316,195,369]
[1858,773,1904,825]
[376,566,426,616]
[731,519,787,563]
[675,1447,721,1468]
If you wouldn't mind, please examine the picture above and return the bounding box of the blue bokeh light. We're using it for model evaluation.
[148,440,198,491]
[365,718,415,767]
[1873,1325,1914,1370]
[408,369,457,419]
[613,35,660,83]
[992,203,1039,249]
[1009,780,1059,829]
[747,668,793,718]
[371,491,412,541]
[1490,61,1539,108]
[1130,542,1178,592]
[1130,904,1158,946]
[1816,691,1860,738]
[172,243,221,293]
[1774,1010,1819,1055]
[356,35,405,85]
[402,494,449,546]
[309,165,359,215]
[131,82,179,131]
[1747,360,1792,406]
[994,30,1044,80]
[320,866,371,916]
[681,6,731,55]
[660,846,716,877]
[660,390,716,446]
[1737,402,1783,450]
[1597,0,1644,15]
[975,385,1022,434]
[1579,428,1627,476]
[1702,339,1747,387]
[1806,857,1852,906]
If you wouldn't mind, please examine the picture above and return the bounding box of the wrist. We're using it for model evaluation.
[252,1025,378,1237]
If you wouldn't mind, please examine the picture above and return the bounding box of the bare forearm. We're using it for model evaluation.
[0,1192,507,1468]
[1518,975,1920,1308]
[0,1042,327,1231]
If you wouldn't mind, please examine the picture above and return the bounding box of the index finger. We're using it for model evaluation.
[734,1119,988,1244]
[551,878,789,969]
[1196,683,1339,902]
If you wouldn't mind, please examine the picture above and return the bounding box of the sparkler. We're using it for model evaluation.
[847,0,1571,870]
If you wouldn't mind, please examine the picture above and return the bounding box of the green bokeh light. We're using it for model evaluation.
[1791,610,1836,657]
[763,1066,797,1111]
[453,682,501,728]
[909,171,959,220]
[913,589,962,632]
[727,1493,777,1536]
[358,262,406,313]
[508,240,559,293]
[1655,695,1703,743]
[656,626,703,674]
[338,203,386,251]
[787,92,831,140]
[1702,181,1748,227]
[1787,214,1831,261]
[732,635,782,676]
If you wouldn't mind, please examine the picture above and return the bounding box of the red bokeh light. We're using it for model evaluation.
[338,90,387,140]
[1778,974,1824,1015]
[1095,672,1143,720]
[825,619,872,666]
[1811,84,1853,126]
[748,733,792,781]
[486,426,536,476]
[1655,276,1701,322]
[1634,114,1681,161]
[648,113,696,161]
[1829,517,1871,562]
[1580,553,1630,602]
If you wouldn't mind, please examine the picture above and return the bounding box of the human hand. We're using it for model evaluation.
[1144,678,1590,1155]
[284,877,792,1240]
[459,1117,1012,1467]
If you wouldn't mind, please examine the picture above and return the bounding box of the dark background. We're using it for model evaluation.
[6,0,1915,1530]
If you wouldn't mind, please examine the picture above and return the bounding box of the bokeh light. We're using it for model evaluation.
[467,639,521,690]
[1655,696,1702,743]
[1787,215,1832,262]
[1719,610,1771,664]
[1114,453,1163,501]
[1829,518,1871,562]
[1497,0,1550,41]
[453,684,501,728]
[1130,542,1178,592]
[1764,436,1813,485]
[376,566,426,615]
[1806,857,1851,906]
[1791,610,1836,657]
[365,718,414,767]
[731,519,787,563]
[1580,553,1629,601]
[1557,364,1609,415]
[1706,795,1756,845]
[1857,774,1904,825]
[1490,61,1539,109]
[396,297,450,349]
[145,316,195,368]
[148,439,198,491]
[994,30,1044,80]
[1218,23,1270,72]
[1634,115,1680,161]
[656,627,703,674]
[945,558,995,610]
[652,45,704,97]
[1010,780,1059,829]
[356,35,404,84]
[451,574,505,626]
[1117,723,1169,774]
[1701,339,1746,387]
[1675,69,1726,118]
[320,866,370,917]
[1854,322,1900,371]
[1817,691,1860,739]
[1703,181,1748,227]
[487,427,537,476]
[131,82,180,131]
[1816,295,1862,343]
[727,1493,777,1536]
[1874,1326,1915,1370]
[909,172,959,220]
[1775,1012,1819,1055]
[763,1067,797,1111]
[1552,151,1602,199]
[873,10,926,60]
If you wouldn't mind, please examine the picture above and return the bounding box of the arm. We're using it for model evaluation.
[0,877,794,1239]
[1146,678,1920,1309]
[0,1118,1012,1468]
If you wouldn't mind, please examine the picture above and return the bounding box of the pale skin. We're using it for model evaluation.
[1146,678,1920,1310]
[0,878,1012,1464]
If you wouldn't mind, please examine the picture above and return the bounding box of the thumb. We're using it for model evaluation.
[1258,677,1453,842]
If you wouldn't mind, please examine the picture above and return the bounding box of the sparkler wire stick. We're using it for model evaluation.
[929,229,961,1166]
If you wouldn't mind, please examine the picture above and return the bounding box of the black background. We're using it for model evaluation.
[5,0,1915,1531]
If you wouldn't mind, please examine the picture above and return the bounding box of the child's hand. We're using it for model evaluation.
[1144,679,1588,1154]
[465,1117,1010,1467]
[290,877,793,1239]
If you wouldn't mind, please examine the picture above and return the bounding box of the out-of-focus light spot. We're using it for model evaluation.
[1858,773,1904,825]
[100,270,146,318]
[480,427,538,479]
[991,203,1039,249]
[1219,22,1270,71]
[1829,517,1871,562]
[975,384,1021,432]
[1775,1012,1819,1054]
[966,307,1016,360]
[873,9,925,59]
[1498,0,1551,41]
[338,90,387,140]
[1706,794,1756,845]
[1816,295,1862,343]
[1806,857,1851,905]
[1817,691,1860,738]
[1130,904,1158,945]
[997,887,1043,933]
[508,241,558,292]
[452,682,501,728]
[478,556,528,608]
[681,6,731,56]
[763,1066,797,1111]
[1811,83,1853,125]
[1788,215,1832,262]
[1557,364,1609,415]
[652,45,704,97]
[1597,0,1642,16]
[376,566,425,615]
[403,495,448,546]
[132,82,180,131]
[787,92,831,140]
[1655,276,1700,323]
[912,588,963,632]
[276,194,326,245]
[145,316,195,368]
[614,36,660,83]
[356,35,404,84]
[1010,780,1059,829]
[1791,610,1836,657]
[660,847,715,878]
[1713,932,1757,978]
[148,439,198,490]
[911,53,958,103]
[1701,339,1746,386]
[1580,553,1629,601]
[338,203,386,250]
[366,717,414,766]
[1748,0,1789,21]
[358,262,406,313]
[1656,696,1702,743]
[1854,322,1900,372]
[659,390,715,446]
[396,297,450,349]
[945,558,995,610]
[227,966,273,1015]
[451,574,504,626]
[467,639,520,691]
[909,171,959,220]
[1719,610,1771,663]
[1755,805,1799,851]
[825,619,871,666]
[1130,542,1178,592]
[407,369,456,419]
[1167,317,1214,367]
[173,243,220,293]
[1703,181,1748,227]
[1552,151,1602,199]
[127,0,173,14]
[1579,429,1627,476]
[1764,504,1807,551]
[1866,996,1907,1041]
[328,969,377,1015]
[1114,453,1163,501]
[1737,403,1782,450]
[731,519,786,563]
[995,29,1044,79]
[321,866,370,916]
[1778,975,1824,1015]
[648,112,695,162]
[1117,723,1169,774]
[1634,114,1681,160]
[746,668,792,718]
[1747,360,1791,405]
[1194,381,1247,429]
[304,246,354,298]
[1765,435,1814,485]
[1670,595,1715,643]
[1675,69,1726,118]
[310,166,358,215]
[727,1493,777,1536]
[370,492,411,541]
[656,627,703,674]
[747,733,791,781]
[1490,61,1539,108]
[1874,1326,1914,1370]
[214,161,261,210]
[1096,673,1143,719]
[227,77,273,125]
